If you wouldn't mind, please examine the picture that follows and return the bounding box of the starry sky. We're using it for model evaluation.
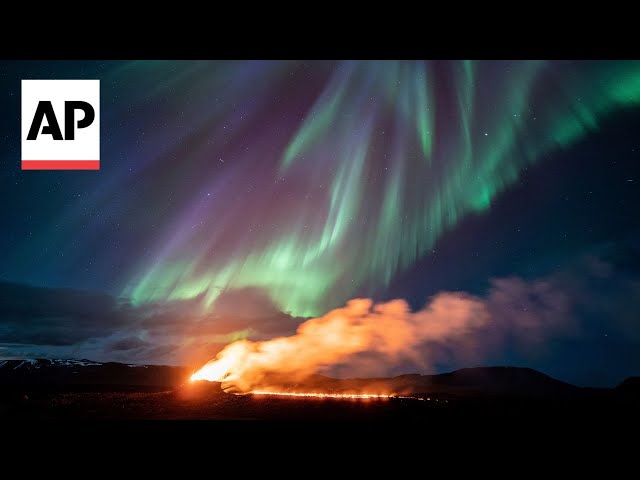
[1,60,640,386]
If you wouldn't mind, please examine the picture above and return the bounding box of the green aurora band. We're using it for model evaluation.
[124,60,640,317]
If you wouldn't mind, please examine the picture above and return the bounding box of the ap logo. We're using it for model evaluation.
[21,80,100,170]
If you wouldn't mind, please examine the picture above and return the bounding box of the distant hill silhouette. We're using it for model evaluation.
[413,366,580,397]
[0,359,189,391]
[2,359,640,421]
[1,359,637,401]
[616,376,640,396]
[234,366,581,399]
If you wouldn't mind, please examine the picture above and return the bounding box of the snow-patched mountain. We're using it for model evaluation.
[0,359,104,370]
[0,359,189,389]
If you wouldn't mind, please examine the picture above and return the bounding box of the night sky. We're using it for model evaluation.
[1,60,639,387]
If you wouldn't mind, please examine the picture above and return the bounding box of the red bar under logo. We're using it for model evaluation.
[22,160,100,170]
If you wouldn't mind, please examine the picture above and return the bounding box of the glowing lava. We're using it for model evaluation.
[249,391,390,400]
[189,341,247,382]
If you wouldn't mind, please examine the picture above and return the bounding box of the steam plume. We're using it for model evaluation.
[191,293,489,392]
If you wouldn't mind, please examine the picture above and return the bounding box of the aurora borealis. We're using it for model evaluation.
[2,60,640,386]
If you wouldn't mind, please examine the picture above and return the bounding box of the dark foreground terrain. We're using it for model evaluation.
[1,359,639,422]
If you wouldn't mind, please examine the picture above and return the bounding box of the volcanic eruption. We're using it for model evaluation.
[190,294,489,396]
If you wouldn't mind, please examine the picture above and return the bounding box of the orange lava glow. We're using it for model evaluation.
[189,345,241,382]
[249,391,391,400]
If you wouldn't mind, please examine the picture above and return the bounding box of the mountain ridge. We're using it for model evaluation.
[0,358,190,389]
[1,358,634,398]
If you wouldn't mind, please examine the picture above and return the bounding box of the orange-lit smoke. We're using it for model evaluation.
[190,293,489,392]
